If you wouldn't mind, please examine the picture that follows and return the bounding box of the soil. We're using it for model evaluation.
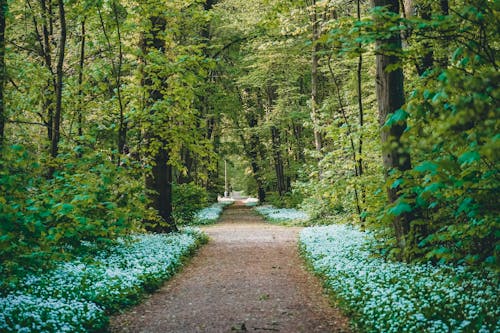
[109,202,352,333]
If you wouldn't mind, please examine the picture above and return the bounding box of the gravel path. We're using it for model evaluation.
[110,203,352,333]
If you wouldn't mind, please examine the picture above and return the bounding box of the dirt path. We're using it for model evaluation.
[110,203,352,333]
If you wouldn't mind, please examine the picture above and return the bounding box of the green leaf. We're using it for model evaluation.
[60,203,74,215]
[451,47,463,62]
[458,151,480,165]
[390,178,404,189]
[388,201,412,216]
[415,161,439,175]
[457,197,473,215]
[384,109,408,127]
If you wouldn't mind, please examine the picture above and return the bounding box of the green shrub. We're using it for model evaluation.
[172,182,208,225]
[0,145,147,278]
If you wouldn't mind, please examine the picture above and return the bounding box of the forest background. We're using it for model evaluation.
[0,0,498,279]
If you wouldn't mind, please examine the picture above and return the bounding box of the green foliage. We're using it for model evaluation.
[0,145,147,276]
[265,191,304,209]
[172,182,209,225]
[393,1,500,265]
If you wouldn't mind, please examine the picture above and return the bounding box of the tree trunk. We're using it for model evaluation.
[438,0,449,68]
[373,0,412,255]
[271,125,286,196]
[356,0,366,223]
[145,147,174,233]
[328,54,363,221]
[49,0,66,174]
[416,3,433,75]
[142,16,176,233]
[440,0,449,15]
[0,0,6,147]
[112,1,126,156]
[248,116,265,203]
[77,19,85,140]
[310,0,322,154]
[31,0,56,145]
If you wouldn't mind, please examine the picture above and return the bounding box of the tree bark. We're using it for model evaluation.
[373,0,412,255]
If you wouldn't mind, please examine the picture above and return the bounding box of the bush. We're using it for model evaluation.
[0,145,147,277]
[172,183,208,225]
[264,191,303,209]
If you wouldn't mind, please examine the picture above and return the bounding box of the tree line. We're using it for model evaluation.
[0,0,498,275]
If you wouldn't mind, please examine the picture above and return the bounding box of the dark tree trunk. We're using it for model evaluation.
[112,1,126,156]
[356,0,366,223]
[440,0,449,15]
[30,0,56,145]
[49,0,66,175]
[142,16,176,233]
[145,147,174,233]
[266,86,287,196]
[0,0,6,147]
[373,0,412,255]
[292,122,305,163]
[248,115,265,203]
[271,125,286,196]
[328,54,363,221]
[310,0,322,154]
[178,148,194,184]
[98,2,127,156]
[438,0,449,68]
[416,3,434,76]
[77,19,85,140]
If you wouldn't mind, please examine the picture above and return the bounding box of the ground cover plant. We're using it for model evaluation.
[300,225,500,332]
[192,200,233,225]
[255,205,309,225]
[0,228,207,332]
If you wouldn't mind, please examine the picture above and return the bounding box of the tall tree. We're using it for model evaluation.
[309,0,322,154]
[50,0,67,164]
[373,0,412,255]
[0,0,6,147]
[141,15,176,233]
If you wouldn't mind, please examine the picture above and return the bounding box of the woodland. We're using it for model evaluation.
[0,0,498,326]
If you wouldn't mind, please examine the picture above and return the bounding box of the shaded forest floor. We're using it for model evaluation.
[109,202,351,333]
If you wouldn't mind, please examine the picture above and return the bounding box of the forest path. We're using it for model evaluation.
[109,202,351,333]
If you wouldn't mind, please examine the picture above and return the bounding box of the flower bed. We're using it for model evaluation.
[255,205,309,224]
[300,225,499,332]
[194,202,229,225]
[0,228,206,332]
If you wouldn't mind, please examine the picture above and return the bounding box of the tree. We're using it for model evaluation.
[373,0,412,256]
[0,0,6,147]
[50,0,67,167]
[309,0,322,155]
[141,14,176,233]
